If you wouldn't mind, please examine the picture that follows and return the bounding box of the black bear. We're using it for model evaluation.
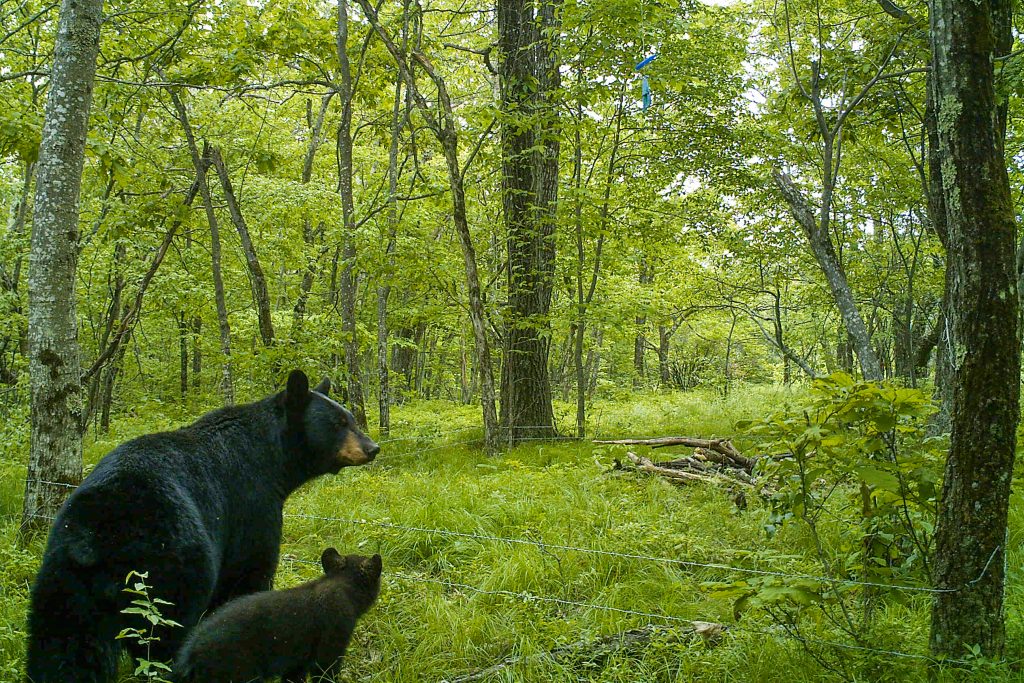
[173,548,383,683]
[25,370,378,683]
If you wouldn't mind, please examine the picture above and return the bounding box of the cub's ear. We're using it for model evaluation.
[284,370,310,415]
[321,548,346,574]
[363,553,383,580]
[313,377,331,396]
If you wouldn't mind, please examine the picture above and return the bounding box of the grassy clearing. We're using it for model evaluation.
[1,386,1021,681]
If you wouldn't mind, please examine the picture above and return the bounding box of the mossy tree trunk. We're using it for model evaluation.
[21,0,104,533]
[497,0,560,443]
[928,0,1020,659]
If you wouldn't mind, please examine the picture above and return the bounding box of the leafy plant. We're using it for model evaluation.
[715,373,945,679]
[116,571,181,682]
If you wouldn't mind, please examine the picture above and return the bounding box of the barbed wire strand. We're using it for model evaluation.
[21,482,994,595]
[377,425,572,446]
[279,555,971,667]
[284,511,991,595]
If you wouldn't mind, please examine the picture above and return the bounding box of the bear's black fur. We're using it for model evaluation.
[25,370,379,683]
[172,548,383,683]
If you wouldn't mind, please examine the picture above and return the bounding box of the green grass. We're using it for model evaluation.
[1,386,1022,681]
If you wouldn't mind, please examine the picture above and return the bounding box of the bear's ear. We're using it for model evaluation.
[313,377,331,396]
[321,547,346,574]
[284,369,310,416]
[363,553,383,580]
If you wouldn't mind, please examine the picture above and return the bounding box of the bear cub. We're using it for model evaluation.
[173,549,382,683]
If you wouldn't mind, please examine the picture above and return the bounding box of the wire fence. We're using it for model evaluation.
[18,428,998,671]
[279,555,971,668]
[282,512,993,595]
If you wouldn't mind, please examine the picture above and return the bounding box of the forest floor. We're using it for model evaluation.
[1,386,1022,682]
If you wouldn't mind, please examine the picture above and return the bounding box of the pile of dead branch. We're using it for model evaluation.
[595,437,762,493]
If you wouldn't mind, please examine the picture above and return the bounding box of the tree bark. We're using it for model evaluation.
[169,90,234,404]
[293,94,332,334]
[178,312,188,398]
[633,258,653,387]
[337,0,367,428]
[21,0,104,532]
[191,315,202,391]
[773,170,883,380]
[356,0,498,450]
[925,67,954,435]
[2,160,34,373]
[497,0,560,442]
[378,75,404,437]
[98,331,127,433]
[209,146,275,347]
[928,0,1019,658]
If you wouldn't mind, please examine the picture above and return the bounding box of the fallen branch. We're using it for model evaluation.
[595,437,756,472]
[626,452,755,489]
[443,622,725,683]
[626,452,721,484]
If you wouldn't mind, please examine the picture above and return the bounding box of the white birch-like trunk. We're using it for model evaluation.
[21,0,104,532]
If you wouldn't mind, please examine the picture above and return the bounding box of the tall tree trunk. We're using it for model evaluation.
[356,0,498,449]
[632,258,652,387]
[925,66,954,435]
[497,0,559,443]
[498,0,560,439]
[170,90,233,404]
[723,308,738,395]
[773,170,883,380]
[573,83,620,436]
[99,331,128,433]
[85,242,125,425]
[337,0,367,427]
[191,315,202,392]
[658,324,671,387]
[4,161,34,297]
[929,0,1019,658]
[21,0,103,532]
[178,311,188,398]
[378,76,404,437]
[3,161,34,370]
[209,146,274,347]
[293,94,332,334]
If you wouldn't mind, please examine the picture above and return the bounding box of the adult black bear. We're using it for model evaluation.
[25,370,378,683]
[173,548,382,683]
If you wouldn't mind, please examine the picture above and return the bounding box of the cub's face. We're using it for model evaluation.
[282,370,380,474]
[321,548,384,612]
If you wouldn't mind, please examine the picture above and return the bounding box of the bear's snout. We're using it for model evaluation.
[363,438,380,460]
[336,431,379,466]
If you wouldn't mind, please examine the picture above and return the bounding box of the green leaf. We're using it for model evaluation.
[855,466,900,493]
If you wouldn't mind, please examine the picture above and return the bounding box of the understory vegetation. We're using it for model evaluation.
[2,387,1022,682]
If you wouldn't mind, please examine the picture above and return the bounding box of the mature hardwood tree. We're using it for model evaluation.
[20,0,104,532]
[497,0,560,442]
[928,0,1019,658]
